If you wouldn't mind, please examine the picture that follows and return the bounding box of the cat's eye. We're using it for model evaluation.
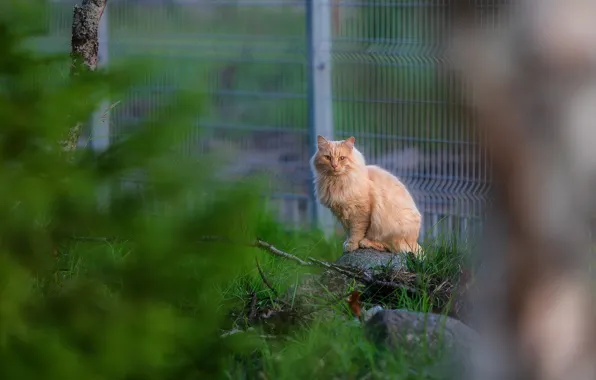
[339,156,346,160]
[324,155,331,160]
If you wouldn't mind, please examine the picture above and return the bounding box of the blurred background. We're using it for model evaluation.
[0,1,511,378]
[43,0,491,242]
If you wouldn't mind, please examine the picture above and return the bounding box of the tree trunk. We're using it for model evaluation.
[446,1,596,379]
[61,0,108,153]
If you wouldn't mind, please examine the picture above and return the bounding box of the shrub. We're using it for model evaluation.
[0,3,263,379]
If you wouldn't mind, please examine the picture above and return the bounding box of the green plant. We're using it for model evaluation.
[0,3,268,379]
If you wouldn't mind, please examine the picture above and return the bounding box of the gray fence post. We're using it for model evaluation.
[91,3,110,153]
[91,4,110,209]
[307,0,336,235]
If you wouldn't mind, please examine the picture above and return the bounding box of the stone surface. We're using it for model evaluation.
[364,309,480,376]
[365,309,479,350]
[334,249,408,270]
[361,305,385,322]
[285,249,480,376]
[286,249,407,316]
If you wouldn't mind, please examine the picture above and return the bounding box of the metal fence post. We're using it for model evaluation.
[91,3,110,209]
[306,0,336,235]
[91,3,110,153]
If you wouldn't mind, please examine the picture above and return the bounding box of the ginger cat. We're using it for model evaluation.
[310,135,422,254]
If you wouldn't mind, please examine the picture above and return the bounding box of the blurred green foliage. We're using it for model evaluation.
[0,2,269,379]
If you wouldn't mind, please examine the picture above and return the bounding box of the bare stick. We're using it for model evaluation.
[248,291,258,321]
[253,238,311,266]
[307,256,417,293]
[255,257,278,297]
[204,237,418,292]
[306,257,366,279]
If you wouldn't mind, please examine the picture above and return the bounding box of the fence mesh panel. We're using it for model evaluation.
[44,0,492,241]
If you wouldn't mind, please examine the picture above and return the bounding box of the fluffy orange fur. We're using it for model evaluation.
[310,135,422,254]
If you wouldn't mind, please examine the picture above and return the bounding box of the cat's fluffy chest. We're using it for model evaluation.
[315,172,369,208]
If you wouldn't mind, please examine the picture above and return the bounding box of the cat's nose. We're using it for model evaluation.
[331,163,338,169]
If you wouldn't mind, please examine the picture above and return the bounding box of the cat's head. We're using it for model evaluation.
[310,135,365,175]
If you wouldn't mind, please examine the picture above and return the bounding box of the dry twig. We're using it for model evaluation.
[255,257,278,297]
[254,239,311,266]
[248,291,258,321]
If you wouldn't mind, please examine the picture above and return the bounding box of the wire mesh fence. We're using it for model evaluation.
[43,0,491,242]
[331,1,490,242]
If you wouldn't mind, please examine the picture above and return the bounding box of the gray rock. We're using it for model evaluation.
[287,249,405,316]
[365,309,480,377]
[362,305,385,322]
[334,249,408,270]
[365,309,479,350]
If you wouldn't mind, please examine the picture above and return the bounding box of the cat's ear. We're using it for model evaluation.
[317,135,329,148]
[344,136,356,148]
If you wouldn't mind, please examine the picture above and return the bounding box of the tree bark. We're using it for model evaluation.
[61,0,108,153]
[445,1,596,379]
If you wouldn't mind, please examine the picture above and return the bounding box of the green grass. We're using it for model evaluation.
[225,318,451,379]
[211,218,468,379]
[39,196,469,380]
[47,219,468,380]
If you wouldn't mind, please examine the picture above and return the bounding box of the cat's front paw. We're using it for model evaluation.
[343,239,359,252]
[359,238,387,252]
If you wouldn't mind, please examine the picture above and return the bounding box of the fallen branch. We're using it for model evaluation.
[307,256,366,279]
[248,291,258,321]
[253,238,311,266]
[219,327,291,341]
[200,236,421,296]
[220,328,248,338]
[307,256,417,293]
[255,257,278,297]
